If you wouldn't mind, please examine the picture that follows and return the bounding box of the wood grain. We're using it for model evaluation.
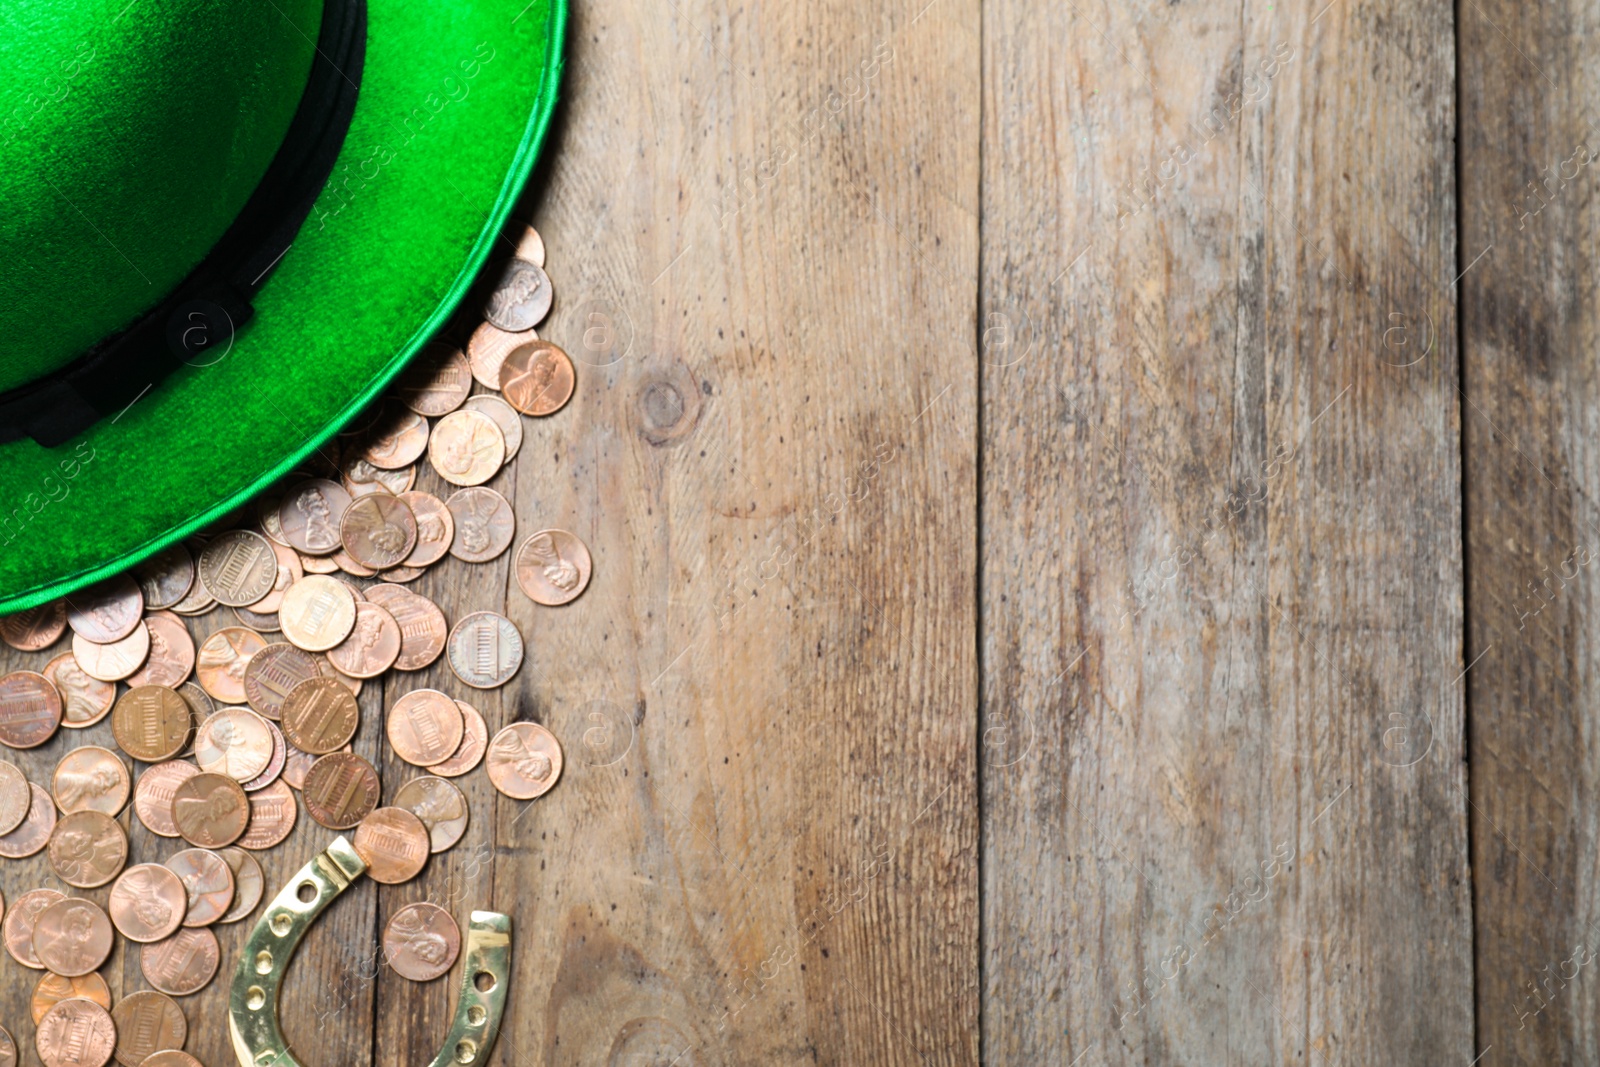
[978,0,1473,1063]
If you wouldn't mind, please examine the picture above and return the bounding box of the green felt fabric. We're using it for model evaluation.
[0,0,566,612]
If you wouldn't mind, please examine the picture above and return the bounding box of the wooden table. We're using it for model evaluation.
[3,0,1596,1062]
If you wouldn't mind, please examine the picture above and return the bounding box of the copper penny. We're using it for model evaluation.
[432,701,488,778]
[51,747,129,816]
[195,626,267,704]
[108,863,188,942]
[65,575,144,642]
[0,669,64,747]
[164,848,235,926]
[428,409,505,487]
[393,775,469,853]
[444,487,515,563]
[43,654,115,729]
[332,547,377,578]
[387,690,464,768]
[0,1025,10,1067]
[141,1054,204,1067]
[126,614,196,689]
[499,340,575,416]
[396,493,452,569]
[323,660,364,697]
[340,493,418,570]
[35,998,116,1067]
[279,574,358,651]
[233,604,281,632]
[167,576,215,616]
[134,760,200,837]
[364,585,447,671]
[515,529,593,606]
[134,544,196,610]
[281,740,345,791]
[175,683,213,750]
[141,926,220,996]
[278,479,353,555]
[299,551,339,574]
[352,807,430,884]
[198,529,278,607]
[4,887,64,967]
[72,622,150,682]
[325,601,401,679]
[381,564,425,582]
[193,707,274,781]
[30,972,111,1025]
[245,539,300,615]
[301,751,381,830]
[515,224,546,266]
[279,677,360,753]
[361,407,430,470]
[484,258,552,332]
[109,990,187,1067]
[0,759,30,834]
[383,902,461,981]
[241,718,287,791]
[487,722,564,799]
[237,780,296,850]
[463,393,523,461]
[343,455,415,496]
[217,847,265,923]
[242,642,324,720]
[397,343,471,417]
[112,685,191,761]
[0,599,66,651]
[466,320,535,389]
[446,611,523,689]
[33,896,114,976]
[0,783,56,858]
[49,810,127,888]
[170,772,249,848]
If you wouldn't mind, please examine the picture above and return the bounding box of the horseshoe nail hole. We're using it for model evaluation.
[270,913,293,936]
[474,971,496,993]
[297,881,318,904]
[246,986,267,1010]
[467,1005,487,1027]
[455,1038,479,1063]
[255,950,273,974]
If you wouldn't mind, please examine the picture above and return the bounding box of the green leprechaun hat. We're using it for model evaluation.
[0,0,566,612]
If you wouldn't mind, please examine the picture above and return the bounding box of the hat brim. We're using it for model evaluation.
[0,0,566,612]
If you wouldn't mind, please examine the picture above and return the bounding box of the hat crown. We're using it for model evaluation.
[0,0,324,395]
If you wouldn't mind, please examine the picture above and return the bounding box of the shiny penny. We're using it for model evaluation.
[242,642,324,720]
[241,718,287,791]
[428,409,505,487]
[444,487,515,563]
[397,343,471,417]
[110,990,187,1067]
[0,599,66,651]
[30,971,112,1025]
[72,621,150,682]
[361,407,431,470]
[279,574,358,651]
[33,896,115,976]
[278,478,353,555]
[112,685,191,761]
[300,751,381,830]
[126,613,196,689]
[332,547,376,577]
[0,783,57,858]
[3,887,64,968]
[198,529,279,606]
[171,772,250,848]
[399,491,454,567]
[515,528,593,605]
[237,780,297,849]
[248,539,301,615]
[500,339,575,416]
[43,653,115,728]
[463,392,523,461]
[387,689,464,767]
[193,707,274,781]
[281,740,342,791]
[340,492,419,570]
[51,746,129,816]
[487,722,564,800]
[431,700,488,778]
[381,563,424,582]
[134,544,196,610]
[134,760,200,838]
[141,926,220,996]
[165,848,235,927]
[299,551,339,574]
[48,810,127,888]
[280,677,360,753]
[326,601,401,678]
[34,998,116,1067]
[0,759,30,834]
[108,863,188,942]
[0,669,64,747]
[516,224,546,266]
[352,806,431,884]
[393,775,469,853]
[65,575,144,643]
[195,626,267,704]
[344,455,415,496]
[484,257,553,332]
[446,611,523,689]
[364,584,447,670]
[467,319,535,389]
[383,902,461,981]
[218,846,265,923]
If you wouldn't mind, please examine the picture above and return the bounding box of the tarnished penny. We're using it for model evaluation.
[240,718,287,791]
[112,685,191,761]
[484,257,553,332]
[35,998,116,1067]
[33,896,114,976]
[339,492,418,570]
[167,576,215,616]
[326,601,401,678]
[0,600,66,651]
[4,887,64,967]
[278,479,353,555]
[445,487,515,563]
[428,409,505,487]
[383,902,461,981]
[198,529,279,606]
[279,677,360,753]
[0,759,30,834]
[134,544,196,610]
[72,622,150,682]
[499,339,575,416]
[195,626,267,704]
[217,846,265,923]
[467,320,535,389]
[65,575,144,642]
[170,772,249,848]
[0,669,63,747]
[446,611,523,689]
[397,343,471,417]
[43,654,115,728]
[242,642,324,720]
[431,700,488,778]
[141,926,220,996]
[134,760,200,837]
[126,613,196,689]
[400,491,454,567]
[387,690,464,767]
[487,722,564,799]
[279,574,358,651]
[361,408,430,470]
[108,863,188,942]
[51,747,129,816]
[237,780,296,850]
[233,604,281,632]
[364,585,447,670]
[164,848,235,926]
[0,783,56,858]
[301,751,380,830]
[110,990,187,1067]
[30,972,112,1024]
[352,807,430,884]
[48,810,127,888]
[464,393,524,461]
[515,529,592,605]
[393,775,469,853]
[193,707,274,782]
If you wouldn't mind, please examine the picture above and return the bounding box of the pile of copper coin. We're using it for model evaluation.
[0,225,577,1067]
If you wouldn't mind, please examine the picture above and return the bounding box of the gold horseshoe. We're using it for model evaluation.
[228,836,513,1067]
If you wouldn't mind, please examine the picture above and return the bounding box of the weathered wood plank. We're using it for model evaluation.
[978,0,1472,1062]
